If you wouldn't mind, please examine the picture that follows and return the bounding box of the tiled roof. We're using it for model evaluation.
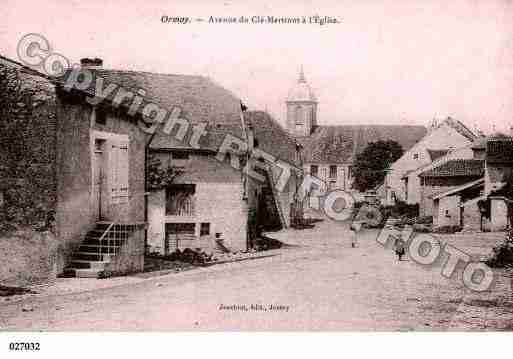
[297,125,426,164]
[57,68,247,152]
[486,138,513,163]
[434,117,477,142]
[57,68,243,128]
[427,149,449,162]
[419,159,484,178]
[244,111,300,166]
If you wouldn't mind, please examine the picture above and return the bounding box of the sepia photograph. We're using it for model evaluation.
[0,0,512,355]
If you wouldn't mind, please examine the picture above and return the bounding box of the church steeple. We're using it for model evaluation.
[298,65,306,83]
[286,66,318,137]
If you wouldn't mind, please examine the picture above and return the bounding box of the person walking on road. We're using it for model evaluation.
[393,233,406,261]
[349,221,362,248]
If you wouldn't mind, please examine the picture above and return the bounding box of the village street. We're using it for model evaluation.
[1,219,512,331]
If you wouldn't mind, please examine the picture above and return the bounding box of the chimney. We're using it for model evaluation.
[80,58,103,69]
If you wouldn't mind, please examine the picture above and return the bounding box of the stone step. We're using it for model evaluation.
[86,229,132,239]
[73,251,114,261]
[78,244,121,254]
[69,259,110,270]
[83,237,126,246]
[67,268,104,278]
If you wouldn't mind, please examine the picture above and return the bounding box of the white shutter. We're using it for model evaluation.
[110,142,120,203]
[109,137,129,204]
[118,139,129,203]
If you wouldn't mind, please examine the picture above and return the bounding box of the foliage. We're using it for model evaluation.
[486,229,513,268]
[147,155,183,190]
[0,63,57,232]
[351,140,404,192]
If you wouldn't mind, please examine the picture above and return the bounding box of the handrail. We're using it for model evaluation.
[98,222,114,261]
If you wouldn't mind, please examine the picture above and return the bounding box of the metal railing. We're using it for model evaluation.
[97,222,146,261]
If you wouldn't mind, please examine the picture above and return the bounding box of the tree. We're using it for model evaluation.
[147,155,183,190]
[351,140,403,192]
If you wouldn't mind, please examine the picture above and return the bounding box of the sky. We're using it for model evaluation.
[1,0,512,134]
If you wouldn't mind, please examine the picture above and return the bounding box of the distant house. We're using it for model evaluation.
[387,117,477,205]
[147,107,303,254]
[428,136,513,231]
[284,68,426,207]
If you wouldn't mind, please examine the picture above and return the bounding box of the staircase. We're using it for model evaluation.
[63,222,140,278]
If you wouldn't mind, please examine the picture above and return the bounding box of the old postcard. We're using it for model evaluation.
[1,0,513,353]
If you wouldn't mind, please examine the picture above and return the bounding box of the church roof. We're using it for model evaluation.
[286,66,316,102]
[297,125,427,164]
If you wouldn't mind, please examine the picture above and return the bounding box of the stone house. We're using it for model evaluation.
[147,108,303,255]
[284,68,426,207]
[386,117,477,205]
[418,159,485,217]
[429,136,513,231]
[1,56,149,279]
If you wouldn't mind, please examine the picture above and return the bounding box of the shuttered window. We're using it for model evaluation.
[110,139,129,204]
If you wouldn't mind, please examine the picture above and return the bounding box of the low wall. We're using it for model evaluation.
[0,228,64,286]
[105,227,145,276]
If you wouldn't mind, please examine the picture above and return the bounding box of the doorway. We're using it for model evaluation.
[92,138,107,221]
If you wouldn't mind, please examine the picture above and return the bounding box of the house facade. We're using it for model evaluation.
[145,79,303,255]
[428,136,513,232]
[386,117,477,205]
[0,57,148,280]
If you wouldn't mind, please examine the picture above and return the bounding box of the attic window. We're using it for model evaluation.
[413,153,419,160]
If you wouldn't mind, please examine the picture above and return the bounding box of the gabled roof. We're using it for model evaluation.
[57,68,243,128]
[427,149,449,162]
[437,117,477,142]
[419,159,484,178]
[244,111,300,167]
[431,178,484,200]
[297,125,426,164]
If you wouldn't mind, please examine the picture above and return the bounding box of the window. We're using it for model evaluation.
[200,223,210,236]
[329,165,337,179]
[413,153,419,160]
[295,106,303,125]
[173,151,190,160]
[166,184,196,216]
[110,139,129,204]
[172,151,190,167]
[310,165,318,177]
[95,107,107,125]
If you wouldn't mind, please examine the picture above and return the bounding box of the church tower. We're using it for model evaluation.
[286,66,318,137]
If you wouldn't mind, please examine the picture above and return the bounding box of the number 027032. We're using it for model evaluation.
[9,342,40,351]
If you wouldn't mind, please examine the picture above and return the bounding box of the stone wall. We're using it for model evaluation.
[106,226,145,275]
[147,152,248,254]
[436,195,461,227]
[0,61,58,231]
